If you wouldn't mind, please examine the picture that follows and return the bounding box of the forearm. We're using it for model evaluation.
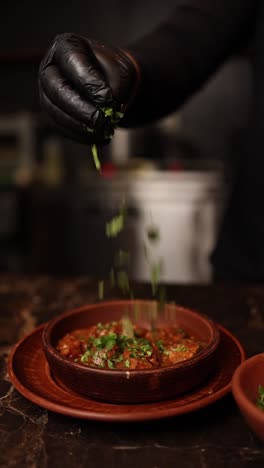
[122,0,257,127]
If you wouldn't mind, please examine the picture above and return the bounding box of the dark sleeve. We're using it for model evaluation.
[121,0,257,127]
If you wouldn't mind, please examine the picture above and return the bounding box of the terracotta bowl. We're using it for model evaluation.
[232,353,264,441]
[42,300,220,403]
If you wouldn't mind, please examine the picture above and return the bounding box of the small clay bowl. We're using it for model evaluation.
[232,353,264,442]
[42,300,220,404]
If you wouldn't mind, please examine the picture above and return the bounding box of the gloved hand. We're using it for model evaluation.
[39,33,140,145]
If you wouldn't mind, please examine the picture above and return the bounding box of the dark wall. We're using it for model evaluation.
[1,0,176,48]
[0,1,176,113]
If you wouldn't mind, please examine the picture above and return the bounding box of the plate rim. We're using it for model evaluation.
[7,323,246,422]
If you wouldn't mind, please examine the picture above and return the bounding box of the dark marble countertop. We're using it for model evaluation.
[1,275,264,468]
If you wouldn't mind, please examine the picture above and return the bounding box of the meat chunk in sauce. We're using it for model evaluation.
[57,320,204,370]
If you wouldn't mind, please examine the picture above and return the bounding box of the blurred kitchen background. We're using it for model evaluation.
[0,0,252,283]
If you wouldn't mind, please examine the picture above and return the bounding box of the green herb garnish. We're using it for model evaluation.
[156,340,165,353]
[151,261,162,296]
[101,107,124,127]
[107,359,115,369]
[105,333,117,351]
[106,203,127,238]
[121,316,134,339]
[143,224,163,304]
[88,106,124,170]
[170,344,189,353]
[92,350,107,367]
[80,350,91,363]
[98,280,104,300]
[256,385,264,410]
[91,333,117,350]
[115,249,130,268]
[117,270,130,294]
[79,322,158,369]
[147,226,160,243]
[91,143,101,171]
[127,338,153,359]
[114,354,124,363]
[156,339,170,356]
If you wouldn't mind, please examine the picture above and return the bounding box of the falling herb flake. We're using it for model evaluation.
[91,144,101,171]
[102,107,124,127]
[109,268,115,287]
[147,225,160,243]
[151,261,162,296]
[155,339,171,357]
[117,270,130,294]
[156,340,165,353]
[115,249,130,268]
[107,359,115,369]
[98,280,104,300]
[88,106,124,170]
[171,344,189,353]
[256,385,264,410]
[106,204,126,238]
[158,285,167,312]
[80,350,91,363]
[121,316,134,339]
[133,303,141,322]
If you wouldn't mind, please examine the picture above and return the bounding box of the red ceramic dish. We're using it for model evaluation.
[232,353,264,442]
[8,323,244,421]
[42,300,220,404]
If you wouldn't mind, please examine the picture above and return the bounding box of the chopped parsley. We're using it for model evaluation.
[101,107,124,127]
[147,225,160,243]
[117,270,130,294]
[60,318,203,370]
[98,280,104,300]
[106,202,127,238]
[156,340,165,353]
[107,359,115,369]
[151,261,162,296]
[143,224,163,301]
[91,144,101,171]
[88,107,124,171]
[115,249,130,268]
[92,350,107,367]
[256,385,264,410]
[89,106,166,322]
[121,316,134,339]
[78,321,156,369]
[170,344,189,353]
[80,350,91,363]
[92,333,117,350]
[127,338,153,359]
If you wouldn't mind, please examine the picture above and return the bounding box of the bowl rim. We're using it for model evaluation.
[42,299,220,376]
[232,353,264,420]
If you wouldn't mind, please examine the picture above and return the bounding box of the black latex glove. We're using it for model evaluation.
[39,33,140,145]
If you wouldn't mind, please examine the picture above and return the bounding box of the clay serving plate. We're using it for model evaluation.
[42,300,220,404]
[232,353,264,442]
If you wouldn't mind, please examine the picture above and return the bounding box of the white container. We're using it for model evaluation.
[78,170,225,283]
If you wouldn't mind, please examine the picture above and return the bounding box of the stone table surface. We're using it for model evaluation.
[1,275,264,468]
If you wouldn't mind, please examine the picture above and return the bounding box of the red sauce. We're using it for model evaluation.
[57,320,204,370]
